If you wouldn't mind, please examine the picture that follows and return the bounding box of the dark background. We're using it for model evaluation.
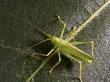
[0,0,110,82]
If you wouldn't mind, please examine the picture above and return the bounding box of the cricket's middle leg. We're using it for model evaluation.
[70,41,95,56]
[49,53,61,73]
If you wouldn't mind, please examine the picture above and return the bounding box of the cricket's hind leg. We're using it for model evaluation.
[49,53,61,73]
[24,39,53,60]
[71,57,83,82]
[0,40,29,70]
[29,39,54,57]
[0,39,50,70]
[79,62,83,82]
[32,47,54,57]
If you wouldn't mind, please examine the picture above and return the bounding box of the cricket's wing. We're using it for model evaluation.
[60,43,94,64]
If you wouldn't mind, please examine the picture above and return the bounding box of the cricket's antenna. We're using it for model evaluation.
[66,0,110,41]
[8,13,50,38]
[74,0,110,36]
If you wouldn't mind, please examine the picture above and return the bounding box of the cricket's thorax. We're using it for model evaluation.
[51,36,69,46]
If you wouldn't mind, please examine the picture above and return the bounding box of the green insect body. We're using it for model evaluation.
[0,1,110,82]
[47,35,93,64]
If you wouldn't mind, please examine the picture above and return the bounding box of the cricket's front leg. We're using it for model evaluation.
[57,16,66,38]
[49,53,61,73]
